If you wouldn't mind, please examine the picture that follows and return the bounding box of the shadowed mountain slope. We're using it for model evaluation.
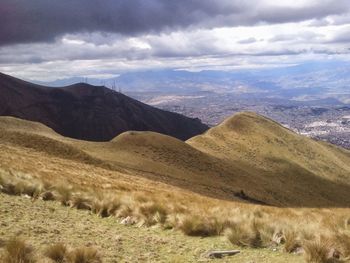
[0,72,208,141]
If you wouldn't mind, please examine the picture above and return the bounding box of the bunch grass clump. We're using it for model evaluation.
[334,233,350,259]
[136,201,168,226]
[44,243,67,263]
[67,247,102,263]
[91,195,121,218]
[0,236,103,263]
[226,222,261,248]
[2,237,35,263]
[303,238,336,263]
[178,214,223,237]
[284,229,302,253]
[70,194,92,210]
[55,185,73,206]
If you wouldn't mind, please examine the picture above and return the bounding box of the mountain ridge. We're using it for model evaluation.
[1,112,349,207]
[0,72,208,141]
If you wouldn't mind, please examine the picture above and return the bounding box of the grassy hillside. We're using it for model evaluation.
[188,112,350,207]
[1,162,350,263]
[0,193,303,263]
[1,113,350,207]
[1,113,350,262]
[188,112,350,184]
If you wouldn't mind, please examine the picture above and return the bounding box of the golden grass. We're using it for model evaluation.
[334,233,350,259]
[177,214,222,237]
[188,112,350,206]
[55,185,73,206]
[44,243,67,263]
[1,114,350,262]
[0,236,102,263]
[136,201,168,226]
[2,172,350,262]
[2,237,35,263]
[303,238,337,263]
[1,114,350,207]
[225,217,278,248]
[284,229,302,253]
[67,247,102,263]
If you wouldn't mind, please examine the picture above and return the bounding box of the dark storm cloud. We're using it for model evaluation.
[1,0,350,46]
[0,0,244,45]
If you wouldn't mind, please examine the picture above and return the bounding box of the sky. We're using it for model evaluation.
[1,0,350,81]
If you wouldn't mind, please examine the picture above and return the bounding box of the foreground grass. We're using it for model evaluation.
[2,172,350,262]
[0,193,302,263]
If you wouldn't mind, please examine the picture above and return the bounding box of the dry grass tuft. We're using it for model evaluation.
[137,202,168,226]
[0,175,42,198]
[3,237,36,263]
[225,221,264,248]
[0,236,102,263]
[303,238,337,263]
[41,191,56,201]
[225,217,278,249]
[91,195,122,218]
[67,247,102,263]
[1,181,18,195]
[70,195,92,210]
[178,215,222,237]
[334,233,350,259]
[55,185,73,206]
[91,198,114,218]
[284,229,302,253]
[44,243,67,263]
[106,198,122,217]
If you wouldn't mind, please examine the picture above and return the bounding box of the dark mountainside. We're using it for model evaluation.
[0,72,208,141]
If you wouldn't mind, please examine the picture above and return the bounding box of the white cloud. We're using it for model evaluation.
[1,1,350,80]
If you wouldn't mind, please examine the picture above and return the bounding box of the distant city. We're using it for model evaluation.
[130,92,350,150]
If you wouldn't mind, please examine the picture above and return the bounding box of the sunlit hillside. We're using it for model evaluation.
[1,112,350,207]
[1,113,350,262]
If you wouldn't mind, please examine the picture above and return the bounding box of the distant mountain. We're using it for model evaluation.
[0,72,208,141]
[34,77,92,87]
[32,61,350,103]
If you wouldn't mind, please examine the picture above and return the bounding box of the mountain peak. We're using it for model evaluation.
[0,72,208,141]
[210,111,285,136]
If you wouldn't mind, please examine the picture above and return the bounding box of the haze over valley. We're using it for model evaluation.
[34,63,350,149]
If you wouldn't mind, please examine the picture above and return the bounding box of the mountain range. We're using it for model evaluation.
[1,71,350,207]
[32,61,350,104]
[0,72,208,141]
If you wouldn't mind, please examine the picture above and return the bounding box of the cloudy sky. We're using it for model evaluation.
[1,0,350,80]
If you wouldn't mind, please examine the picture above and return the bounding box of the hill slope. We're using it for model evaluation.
[0,192,303,263]
[0,72,208,141]
[0,113,350,207]
[188,112,350,184]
